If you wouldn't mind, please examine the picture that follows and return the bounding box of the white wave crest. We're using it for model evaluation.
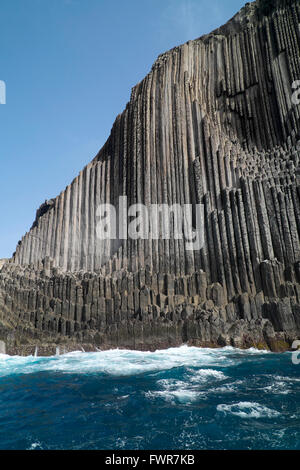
[0,345,274,378]
[146,388,202,404]
[0,345,234,377]
[189,368,227,383]
[217,402,280,419]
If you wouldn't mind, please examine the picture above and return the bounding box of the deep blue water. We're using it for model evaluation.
[0,346,299,450]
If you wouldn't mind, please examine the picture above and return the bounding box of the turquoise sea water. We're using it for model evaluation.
[0,346,299,450]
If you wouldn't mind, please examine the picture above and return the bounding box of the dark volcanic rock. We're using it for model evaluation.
[0,0,300,354]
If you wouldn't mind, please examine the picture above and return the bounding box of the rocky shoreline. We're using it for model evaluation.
[0,258,299,355]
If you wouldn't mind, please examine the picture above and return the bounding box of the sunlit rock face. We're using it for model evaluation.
[0,0,300,354]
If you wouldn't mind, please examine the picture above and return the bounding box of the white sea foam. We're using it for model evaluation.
[263,381,290,395]
[146,388,201,404]
[27,441,43,450]
[0,345,226,377]
[156,378,188,389]
[217,402,280,419]
[189,368,227,383]
[0,354,10,359]
[0,345,273,378]
[146,372,222,404]
[241,347,271,354]
[260,375,300,395]
[211,380,244,394]
[212,346,271,355]
[274,375,300,383]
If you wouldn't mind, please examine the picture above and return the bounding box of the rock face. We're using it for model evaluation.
[0,0,300,354]
[0,260,8,271]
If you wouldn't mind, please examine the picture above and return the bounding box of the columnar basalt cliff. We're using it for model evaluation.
[0,0,300,355]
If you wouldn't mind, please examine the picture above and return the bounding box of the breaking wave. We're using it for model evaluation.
[0,345,269,377]
[217,402,280,419]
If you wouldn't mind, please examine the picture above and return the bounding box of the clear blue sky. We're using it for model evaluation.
[0,0,246,259]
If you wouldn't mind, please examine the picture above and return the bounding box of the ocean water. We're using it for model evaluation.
[0,346,299,450]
